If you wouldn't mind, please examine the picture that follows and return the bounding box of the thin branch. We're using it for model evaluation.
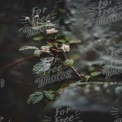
[59,52,82,80]
[78,81,122,85]
[71,66,82,79]
[0,55,36,71]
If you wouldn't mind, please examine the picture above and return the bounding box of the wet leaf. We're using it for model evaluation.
[43,90,55,100]
[27,91,43,104]
[34,49,42,57]
[90,72,101,77]
[57,39,66,43]
[19,46,39,51]
[85,75,91,81]
[64,59,74,67]
[33,36,43,41]
[88,66,95,71]
[32,62,51,76]
[40,57,54,63]
[58,9,66,13]
[33,57,54,76]
[70,54,80,61]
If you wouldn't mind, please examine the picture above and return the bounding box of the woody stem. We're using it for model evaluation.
[0,55,36,71]
[60,52,82,79]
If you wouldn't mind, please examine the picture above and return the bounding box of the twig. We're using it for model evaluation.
[60,52,82,79]
[78,81,122,85]
[0,55,36,71]
[71,66,82,79]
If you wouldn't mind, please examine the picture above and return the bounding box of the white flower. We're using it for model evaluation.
[60,44,70,52]
[25,16,30,20]
[46,28,58,34]
[40,46,51,53]
[34,15,39,18]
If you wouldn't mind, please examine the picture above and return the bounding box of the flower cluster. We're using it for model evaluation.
[18,7,83,109]
[19,44,70,57]
[20,10,59,38]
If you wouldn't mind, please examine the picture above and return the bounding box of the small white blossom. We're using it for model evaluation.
[40,46,51,53]
[60,44,70,52]
[34,15,39,18]
[25,16,30,20]
[46,28,58,34]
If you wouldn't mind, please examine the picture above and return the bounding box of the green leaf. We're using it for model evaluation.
[69,40,81,44]
[85,75,91,82]
[19,46,39,51]
[33,36,43,41]
[34,49,42,57]
[70,54,80,61]
[43,90,55,100]
[32,58,53,76]
[19,28,23,32]
[58,9,66,13]
[64,59,74,67]
[88,66,95,71]
[90,72,101,77]
[27,91,43,104]
[57,39,66,43]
